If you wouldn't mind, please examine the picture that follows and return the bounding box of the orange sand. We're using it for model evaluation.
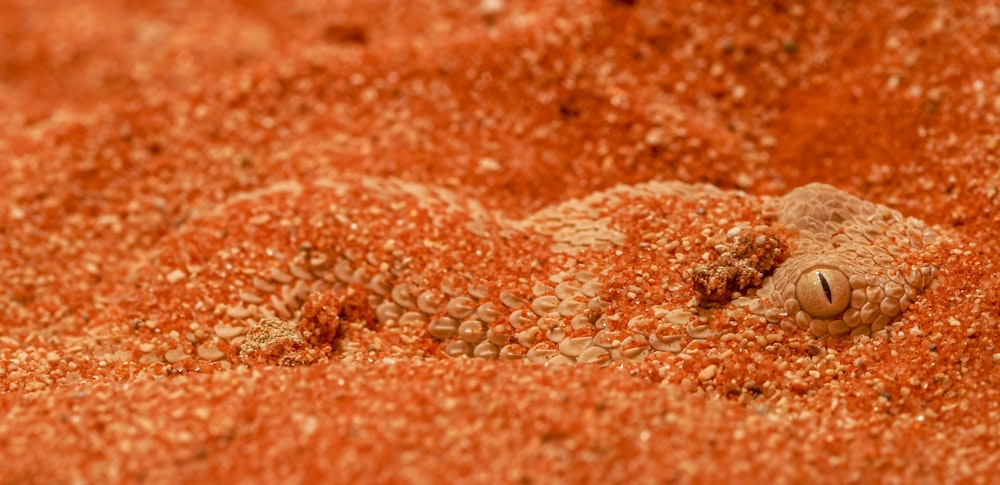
[1,0,1000,483]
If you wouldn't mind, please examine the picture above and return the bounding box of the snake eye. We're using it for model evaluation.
[795,266,851,319]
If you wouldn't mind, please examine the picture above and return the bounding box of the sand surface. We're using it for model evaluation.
[1,0,1000,483]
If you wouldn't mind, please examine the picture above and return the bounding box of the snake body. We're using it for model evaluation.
[128,178,940,366]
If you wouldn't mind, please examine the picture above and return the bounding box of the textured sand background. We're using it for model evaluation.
[1,0,1000,483]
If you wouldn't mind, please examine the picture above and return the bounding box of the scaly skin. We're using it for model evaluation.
[116,177,940,367]
[749,183,939,337]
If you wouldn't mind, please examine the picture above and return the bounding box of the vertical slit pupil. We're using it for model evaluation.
[816,271,832,303]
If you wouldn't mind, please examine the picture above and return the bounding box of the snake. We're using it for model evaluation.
[123,176,941,366]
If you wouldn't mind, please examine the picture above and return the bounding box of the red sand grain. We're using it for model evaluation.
[1,0,1000,483]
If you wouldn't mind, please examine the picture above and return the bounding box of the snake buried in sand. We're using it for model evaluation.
[134,176,941,365]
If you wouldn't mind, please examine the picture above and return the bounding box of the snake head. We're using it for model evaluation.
[750,183,939,337]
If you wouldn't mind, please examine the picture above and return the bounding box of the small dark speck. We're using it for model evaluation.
[558,102,580,119]
[929,344,937,352]
[879,391,892,401]
[322,23,368,45]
